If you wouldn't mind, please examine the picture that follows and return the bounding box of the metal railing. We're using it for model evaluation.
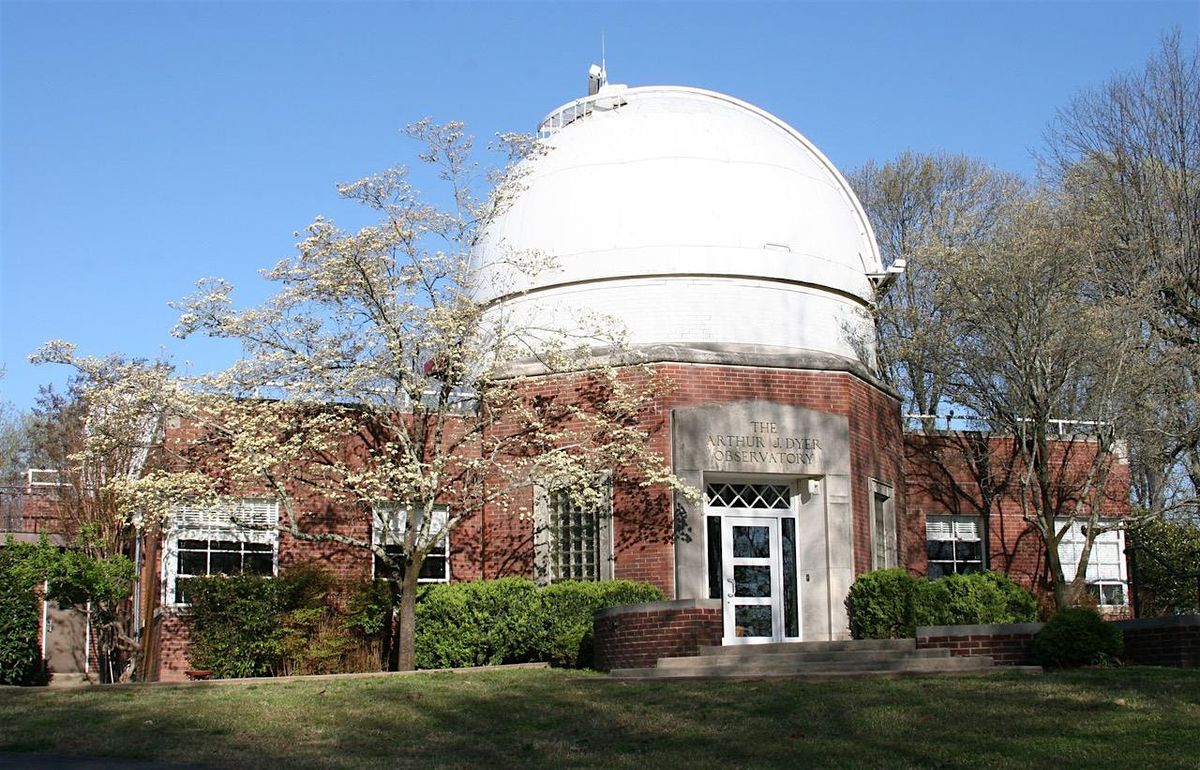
[904,413,1110,436]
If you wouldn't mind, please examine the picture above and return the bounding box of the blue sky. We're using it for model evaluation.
[2,0,1197,412]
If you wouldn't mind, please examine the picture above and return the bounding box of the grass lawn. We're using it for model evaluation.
[1,667,1198,768]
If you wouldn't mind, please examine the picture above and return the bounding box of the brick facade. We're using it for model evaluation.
[903,432,1131,604]
[592,599,723,672]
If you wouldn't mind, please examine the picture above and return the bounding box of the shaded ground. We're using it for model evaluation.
[0,667,1197,768]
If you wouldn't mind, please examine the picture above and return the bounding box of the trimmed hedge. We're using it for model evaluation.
[414,577,542,669]
[1035,607,1123,668]
[538,580,666,667]
[415,578,666,669]
[186,572,668,675]
[846,568,918,639]
[848,569,1039,639]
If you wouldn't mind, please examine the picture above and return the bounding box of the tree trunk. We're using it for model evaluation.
[395,565,421,672]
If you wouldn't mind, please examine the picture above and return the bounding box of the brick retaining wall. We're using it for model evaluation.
[592,599,722,671]
[917,615,1200,667]
[1116,616,1200,667]
[916,622,1043,665]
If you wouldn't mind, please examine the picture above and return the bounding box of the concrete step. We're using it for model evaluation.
[47,673,91,688]
[612,655,996,680]
[697,638,917,655]
[655,647,950,669]
[609,657,1041,676]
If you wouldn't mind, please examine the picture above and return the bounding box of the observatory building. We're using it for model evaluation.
[475,72,906,644]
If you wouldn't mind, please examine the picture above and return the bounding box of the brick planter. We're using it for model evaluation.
[592,599,722,672]
[1116,615,1200,667]
[916,622,1044,665]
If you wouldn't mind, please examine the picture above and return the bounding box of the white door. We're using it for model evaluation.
[721,515,783,644]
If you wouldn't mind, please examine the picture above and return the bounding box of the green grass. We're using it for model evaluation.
[1,667,1198,768]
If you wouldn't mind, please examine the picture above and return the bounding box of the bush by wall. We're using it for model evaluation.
[0,543,44,685]
[848,569,1039,639]
[185,566,381,678]
[847,568,919,639]
[414,577,542,669]
[1035,607,1124,668]
[538,580,666,667]
[913,571,1040,628]
[414,578,667,669]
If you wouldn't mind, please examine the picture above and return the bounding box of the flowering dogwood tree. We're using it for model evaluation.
[26,345,211,680]
[170,120,685,671]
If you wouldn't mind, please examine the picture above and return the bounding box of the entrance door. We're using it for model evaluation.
[721,516,783,644]
[43,602,88,675]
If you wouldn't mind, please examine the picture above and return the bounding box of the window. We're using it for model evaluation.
[534,480,613,583]
[165,498,278,605]
[870,480,897,570]
[1057,519,1128,606]
[372,503,450,583]
[926,515,984,578]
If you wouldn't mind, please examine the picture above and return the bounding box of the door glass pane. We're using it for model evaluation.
[733,526,770,558]
[734,605,773,637]
[734,565,772,597]
[782,518,799,638]
[707,516,722,600]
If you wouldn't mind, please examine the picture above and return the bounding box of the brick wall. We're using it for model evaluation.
[916,622,1043,665]
[470,363,906,595]
[1116,616,1200,667]
[592,599,723,671]
[903,432,1131,607]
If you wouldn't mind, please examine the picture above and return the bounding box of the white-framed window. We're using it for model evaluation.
[870,479,897,570]
[534,479,613,584]
[164,498,279,605]
[372,503,450,583]
[1057,518,1128,606]
[926,515,984,578]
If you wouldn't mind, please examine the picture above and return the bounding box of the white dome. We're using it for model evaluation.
[475,85,883,368]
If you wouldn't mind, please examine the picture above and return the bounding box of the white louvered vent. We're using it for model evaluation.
[925,518,953,540]
[173,498,278,535]
[954,518,980,540]
[373,503,448,548]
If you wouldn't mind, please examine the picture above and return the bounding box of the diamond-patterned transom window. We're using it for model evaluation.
[705,483,791,510]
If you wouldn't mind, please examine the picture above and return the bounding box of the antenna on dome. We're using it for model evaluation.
[588,32,608,96]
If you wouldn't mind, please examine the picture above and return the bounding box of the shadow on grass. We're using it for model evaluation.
[0,667,1197,768]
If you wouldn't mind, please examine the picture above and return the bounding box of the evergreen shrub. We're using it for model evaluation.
[846,568,918,639]
[0,543,43,685]
[414,577,541,669]
[1034,607,1124,668]
[538,580,666,667]
[913,571,1039,627]
[848,569,1039,639]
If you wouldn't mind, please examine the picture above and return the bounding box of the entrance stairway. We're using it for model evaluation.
[608,638,1040,680]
